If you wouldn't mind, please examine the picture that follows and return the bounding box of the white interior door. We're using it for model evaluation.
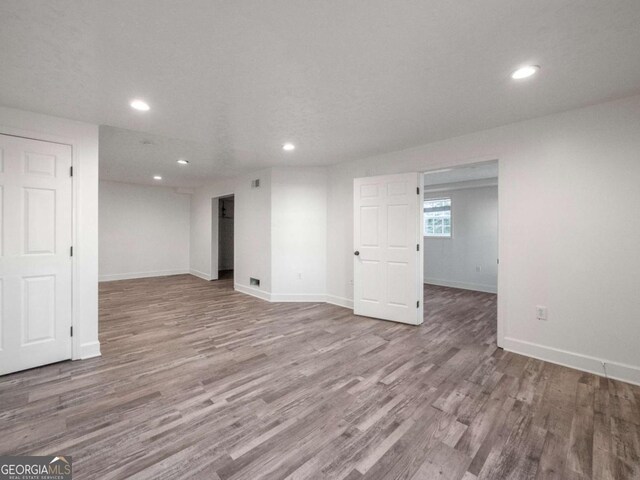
[0,133,73,375]
[354,173,423,325]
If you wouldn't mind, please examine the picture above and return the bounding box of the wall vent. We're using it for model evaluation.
[250,277,260,287]
[251,179,260,189]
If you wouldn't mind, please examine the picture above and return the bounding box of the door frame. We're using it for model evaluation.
[210,193,235,281]
[0,125,79,360]
[420,157,503,347]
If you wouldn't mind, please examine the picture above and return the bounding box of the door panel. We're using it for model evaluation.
[361,260,381,302]
[353,173,423,325]
[387,262,409,306]
[24,151,57,177]
[360,206,379,246]
[0,134,72,375]
[387,205,408,247]
[23,275,56,344]
[24,188,57,254]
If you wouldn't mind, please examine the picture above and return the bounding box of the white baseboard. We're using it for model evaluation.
[503,337,640,387]
[270,293,326,303]
[189,269,212,281]
[100,269,189,282]
[78,341,101,360]
[233,285,351,307]
[424,278,497,294]
[326,295,354,309]
[234,283,271,301]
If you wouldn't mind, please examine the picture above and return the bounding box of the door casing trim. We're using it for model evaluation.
[0,126,80,361]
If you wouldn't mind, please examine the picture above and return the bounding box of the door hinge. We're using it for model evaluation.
[416,187,420,195]
[70,246,73,257]
[70,166,73,177]
[417,301,420,308]
[70,326,73,337]
[416,244,420,251]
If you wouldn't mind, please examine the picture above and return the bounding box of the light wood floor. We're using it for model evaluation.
[1,275,639,480]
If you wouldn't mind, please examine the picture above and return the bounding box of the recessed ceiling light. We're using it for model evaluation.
[177,159,189,165]
[282,143,295,151]
[130,99,150,111]
[511,65,540,80]
[153,175,162,180]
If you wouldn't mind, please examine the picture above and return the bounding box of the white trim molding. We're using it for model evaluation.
[234,283,272,301]
[270,293,326,303]
[423,178,498,194]
[189,269,213,281]
[503,337,640,387]
[326,295,354,309]
[424,279,497,294]
[78,341,101,360]
[100,269,189,282]
[233,284,353,308]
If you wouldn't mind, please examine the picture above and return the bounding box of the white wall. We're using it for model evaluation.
[189,170,272,299]
[0,106,100,360]
[327,94,640,385]
[99,181,191,281]
[271,167,327,301]
[424,184,498,293]
[189,167,328,302]
[232,170,272,295]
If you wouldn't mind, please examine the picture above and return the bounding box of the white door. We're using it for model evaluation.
[0,133,73,375]
[354,173,423,325]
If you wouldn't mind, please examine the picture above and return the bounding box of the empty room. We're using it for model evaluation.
[1,2,640,480]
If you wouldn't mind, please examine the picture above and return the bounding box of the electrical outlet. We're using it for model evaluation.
[536,306,548,321]
[297,272,303,280]
[475,265,482,272]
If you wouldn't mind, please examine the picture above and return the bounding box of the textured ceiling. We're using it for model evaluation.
[98,126,247,188]
[2,1,640,186]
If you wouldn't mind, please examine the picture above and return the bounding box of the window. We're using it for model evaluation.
[424,198,452,237]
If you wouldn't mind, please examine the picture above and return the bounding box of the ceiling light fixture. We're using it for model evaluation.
[511,65,540,80]
[153,175,162,180]
[177,159,189,165]
[282,143,295,151]
[130,99,150,111]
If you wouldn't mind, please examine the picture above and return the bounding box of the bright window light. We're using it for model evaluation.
[424,198,452,237]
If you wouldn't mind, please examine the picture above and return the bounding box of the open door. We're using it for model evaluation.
[354,173,423,325]
[0,134,73,375]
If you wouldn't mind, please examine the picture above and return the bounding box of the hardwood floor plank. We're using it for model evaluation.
[0,275,638,479]
[566,381,596,478]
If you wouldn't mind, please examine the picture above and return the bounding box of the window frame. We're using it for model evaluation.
[423,196,453,238]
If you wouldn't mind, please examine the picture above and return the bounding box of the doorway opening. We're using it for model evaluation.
[421,160,499,336]
[217,195,234,280]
